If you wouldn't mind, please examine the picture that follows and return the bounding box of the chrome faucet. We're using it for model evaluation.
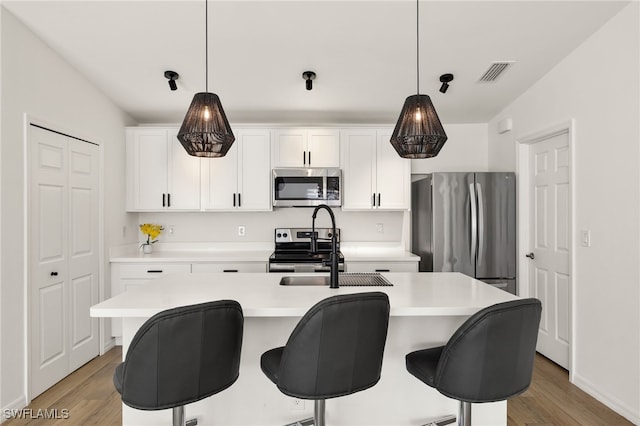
[310,204,339,289]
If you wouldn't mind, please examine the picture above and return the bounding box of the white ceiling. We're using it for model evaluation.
[3,0,629,125]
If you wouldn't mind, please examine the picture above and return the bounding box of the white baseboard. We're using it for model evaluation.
[572,372,639,424]
[1,395,27,424]
[101,337,116,355]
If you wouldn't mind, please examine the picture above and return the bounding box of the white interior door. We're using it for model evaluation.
[29,125,100,398]
[67,139,100,371]
[30,126,69,397]
[528,131,571,368]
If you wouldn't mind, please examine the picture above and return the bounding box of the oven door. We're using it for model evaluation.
[272,168,341,207]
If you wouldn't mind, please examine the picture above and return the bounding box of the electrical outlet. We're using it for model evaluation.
[238,226,246,237]
[376,223,384,234]
[168,225,175,236]
[291,398,305,411]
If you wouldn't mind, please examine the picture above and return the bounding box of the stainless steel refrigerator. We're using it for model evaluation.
[411,172,516,294]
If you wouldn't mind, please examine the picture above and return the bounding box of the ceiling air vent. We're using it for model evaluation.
[478,61,514,82]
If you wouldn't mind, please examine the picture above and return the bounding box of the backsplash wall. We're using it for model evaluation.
[137,209,407,246]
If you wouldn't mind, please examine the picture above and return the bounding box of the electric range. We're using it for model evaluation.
[268,228,344,273]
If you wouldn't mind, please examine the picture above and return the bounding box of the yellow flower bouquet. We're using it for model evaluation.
[139,223,163,250]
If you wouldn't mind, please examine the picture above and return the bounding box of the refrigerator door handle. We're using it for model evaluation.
[469,183,477,262]
[476,182,484,265]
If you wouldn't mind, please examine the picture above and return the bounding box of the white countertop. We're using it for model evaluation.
[109,243,419,263]
[91,272,517,318]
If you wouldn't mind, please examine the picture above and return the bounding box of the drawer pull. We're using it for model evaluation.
[375,269,390,272]
[223,269,239,273]
[50,271,58,276]
[147,270,163,273]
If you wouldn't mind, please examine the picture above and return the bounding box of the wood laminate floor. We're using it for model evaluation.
[3,348,633,425]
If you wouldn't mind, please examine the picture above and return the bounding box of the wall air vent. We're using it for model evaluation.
[478,61,514,82]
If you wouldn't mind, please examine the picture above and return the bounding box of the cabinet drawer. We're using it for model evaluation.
[191,262,267,273]
[114,263,191,278]
[345,262,418,273]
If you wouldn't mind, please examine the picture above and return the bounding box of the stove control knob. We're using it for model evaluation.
[277,233,282,238]
[328,232,332,238]
[283,233,288,238]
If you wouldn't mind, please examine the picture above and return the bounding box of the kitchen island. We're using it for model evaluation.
[91,272,518,426]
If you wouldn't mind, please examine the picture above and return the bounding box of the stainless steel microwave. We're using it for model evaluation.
[272,168,341,207]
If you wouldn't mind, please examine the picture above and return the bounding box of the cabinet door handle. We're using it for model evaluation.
[223,269,238,273]
[238,193,241,207]
[308,151,311,165]
[233,193,236,207]
[167,193,171,207]
[377,193,381,207]
[303,151,306,165]
[372,193,376,207]
[162,193,166,207]
[147,270,163,273]
[375,269,390,272]
[50,271,58,276]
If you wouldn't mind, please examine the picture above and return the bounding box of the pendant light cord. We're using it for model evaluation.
[205,0,209,92]
[416,0,420,96]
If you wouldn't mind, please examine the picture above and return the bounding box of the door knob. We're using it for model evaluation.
[525,252,535,260]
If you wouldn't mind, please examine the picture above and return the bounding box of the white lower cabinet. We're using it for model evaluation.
[111,260,267,338]
[110,263,191,337]
[345,261,418,273]
[191,262,267,273]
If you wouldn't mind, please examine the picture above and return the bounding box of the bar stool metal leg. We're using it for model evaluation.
[420,414,456,426]
[172,406,184,426]
[458,401,471,426]
[314,399,326,426]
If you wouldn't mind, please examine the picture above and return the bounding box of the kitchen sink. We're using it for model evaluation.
[279,273,393,287]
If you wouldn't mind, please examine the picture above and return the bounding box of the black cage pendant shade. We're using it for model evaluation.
[390,0,447,159]
[177,0,234,157]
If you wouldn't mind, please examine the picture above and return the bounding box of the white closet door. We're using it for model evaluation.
[67,139,100,371]
[29,126,100,398]
[30,126,70,397]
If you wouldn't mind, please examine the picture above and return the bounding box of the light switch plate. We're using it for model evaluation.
[581,230,591,247]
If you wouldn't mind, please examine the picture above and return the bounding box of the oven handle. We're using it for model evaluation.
[268,263,345,273]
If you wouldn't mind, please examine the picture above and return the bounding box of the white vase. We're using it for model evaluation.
[142,244,153,254]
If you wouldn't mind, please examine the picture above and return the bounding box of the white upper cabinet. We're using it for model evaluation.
[273,128,339,167]
[126,127,201,211]
[202,128,272,211]
[341,128,410,210]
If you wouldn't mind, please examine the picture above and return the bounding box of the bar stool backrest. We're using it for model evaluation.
[277,292,390,399]
[118,300,244,410]
[434,298,542,403]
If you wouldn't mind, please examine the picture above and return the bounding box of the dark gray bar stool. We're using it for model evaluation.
[261,292,390,426]
[113,300,244,426]
[406,298,542,426]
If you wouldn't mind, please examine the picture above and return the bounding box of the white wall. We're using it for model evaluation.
[488,4,639,423]
[411,123,488,173]
[139,209,406,246]
[0,8,136,411]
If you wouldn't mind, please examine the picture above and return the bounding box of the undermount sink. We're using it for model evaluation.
[279,273,393,287]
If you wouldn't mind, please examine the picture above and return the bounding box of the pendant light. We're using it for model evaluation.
[390,0,447,159]
[177,0,235,157]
